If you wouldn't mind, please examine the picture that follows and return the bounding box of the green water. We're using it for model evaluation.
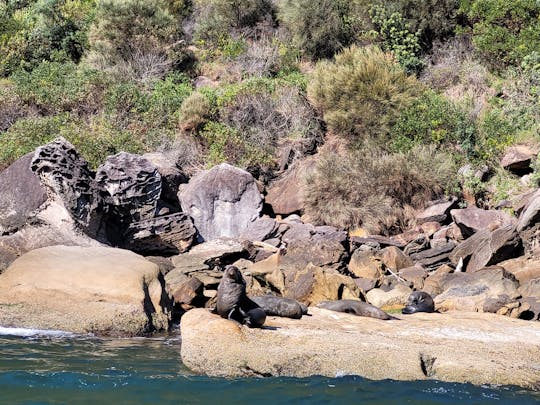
[0,332,538,405]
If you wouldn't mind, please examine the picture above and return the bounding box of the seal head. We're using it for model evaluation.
[402,291,435,314]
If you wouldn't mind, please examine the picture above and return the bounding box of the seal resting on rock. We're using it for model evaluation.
[251,295,307,319]
[402,291,435,314]
[216,265,266,328]
[317,300,398,320]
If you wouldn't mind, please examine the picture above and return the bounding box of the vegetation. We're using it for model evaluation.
[0,0,538,232]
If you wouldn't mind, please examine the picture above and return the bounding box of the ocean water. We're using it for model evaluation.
[0,329,538,405]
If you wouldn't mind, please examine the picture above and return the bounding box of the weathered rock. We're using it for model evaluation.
[178,163,262,241]
[31,138,100,232]
[96,152,161,225]
[142,152,188,207]
[0,153,47,235]
[410,242,456,270]
[348,250,382,280]
[500,145,536,174]
[423,264,455,297]
[366,284,412,309]
[180,308,540,389]
[419,221,441,237]
[499,256,540,285]
[482,295,514,313]
[434,267,520,313]
[451,207,516,237]
[379,246,414,271]
[353,277,378,293]
[403,235,429,256]
[280,225,347,271]
[0,245,170,335]
[121,213,196,255]
[449,225,522,272]
[283,264,361,306]
[171,238,247,272]
[415,198,458,224]
[240,217,280,242]
[265,159,315,215]
[398,265,428,290]
[350,235,406,249]
[519,278,540,298]
[166,273,205,308]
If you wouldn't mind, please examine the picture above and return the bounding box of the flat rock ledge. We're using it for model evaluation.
[181,308,540,390]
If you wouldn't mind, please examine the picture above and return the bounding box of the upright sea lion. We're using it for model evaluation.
[317,300,398,320]
[251,295,307,319]
[402,291,435,314]
[216,265,266,328]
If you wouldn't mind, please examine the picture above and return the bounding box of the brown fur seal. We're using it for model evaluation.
[216,265,266,328]
[402,291,435,314]
[251,295,307,319]
[317,300,398,320]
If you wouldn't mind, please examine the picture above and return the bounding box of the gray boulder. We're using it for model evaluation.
[450,207,516,237]
[178,163,262,241]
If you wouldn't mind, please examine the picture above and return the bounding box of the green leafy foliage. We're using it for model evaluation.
[460,0,540,69]
[308,45,421,147]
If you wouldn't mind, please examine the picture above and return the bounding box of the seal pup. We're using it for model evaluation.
[402,291,435,314]
[216,265,266,328]
[251,295,307,319]
[317,300,398,320]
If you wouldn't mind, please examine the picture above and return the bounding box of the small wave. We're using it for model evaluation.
[0,326,76,338]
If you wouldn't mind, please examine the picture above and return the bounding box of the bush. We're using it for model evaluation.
[11,60,106,115]
[308,45,421,147]
[192,0,273,45]
[459,0,540,69]
[178,90,214,132]
[304,143,458,234]
[87,0,186,82]
[0,0,96,76]
[368,5,423,74]
[390,90,476,155]
[0,80,27,132]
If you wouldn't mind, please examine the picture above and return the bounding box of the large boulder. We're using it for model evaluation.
[0,245,171,335]
[178,163,263,241]
[265,159,315,215]
[0,153,47,235]
[500,145,536,174]
[449,225,522,272]
[415,198,458,224]
[434,267,520,313]
[450,207,516,237]
[499,256,540,285]
[180,308,540,389]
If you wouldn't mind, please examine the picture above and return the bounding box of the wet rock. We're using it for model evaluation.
[178,163,262,241]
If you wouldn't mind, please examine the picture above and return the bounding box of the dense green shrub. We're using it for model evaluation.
[0,0,96,76]
[87,0,186,81]
[308,45,421,147]
[277,0,369,60]
[390,90,476,155]
[11,60,106,114]
[459,0,540,69]
[369,5,423,74]
[304,143,458,234]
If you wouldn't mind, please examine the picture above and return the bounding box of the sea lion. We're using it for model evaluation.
[402,291,435,314]
[317,300,398,320]
[216,265,266,328]
[251,295,307,319]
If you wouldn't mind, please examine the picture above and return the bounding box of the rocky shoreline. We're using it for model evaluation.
[0,138,539,389]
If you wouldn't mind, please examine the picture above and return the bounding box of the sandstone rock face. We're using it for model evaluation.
[31,138,100,232]
[449,225,522,272]
[0,153,47,235]
[348,249,382,280]
[265,160,314,215]
[180,308,540,389]
[434,267,519,313]
[178,163,262,241]
[450,207,515,237]
[142,152,187,207]
[0,245,170,335]
[96,152,161,224]
[499,257,540,284]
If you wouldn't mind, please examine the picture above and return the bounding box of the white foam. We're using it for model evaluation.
[0,326,76,338]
